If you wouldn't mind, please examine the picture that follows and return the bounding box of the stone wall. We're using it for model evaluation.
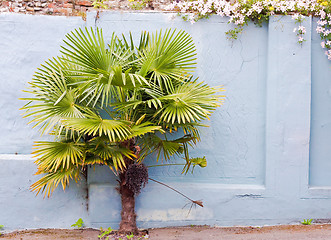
[0,0,171,15]
[0,0,93,15]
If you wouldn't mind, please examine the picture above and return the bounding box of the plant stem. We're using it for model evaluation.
[148,177,203,207]
[149,178,193,201]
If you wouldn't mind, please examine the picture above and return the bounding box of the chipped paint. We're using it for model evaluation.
[137,208,214,222]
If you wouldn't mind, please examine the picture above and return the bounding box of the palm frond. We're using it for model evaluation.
[156,81,224,125]
[139,134,197,162]
[60,28,147,108]
[87,137,135,170]
[130,122,163,138]
[31,167,80,198]
[60,27,109,71]
[63,114,132,142]
[21,67,86,135]
[182,156,207,174]
[110,66,148,88]
[137,31,150,51]
[113,85,164,112]
[33,141,84,172]
[137,29,197,91]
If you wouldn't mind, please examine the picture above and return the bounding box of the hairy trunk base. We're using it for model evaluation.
[118,172,139,235]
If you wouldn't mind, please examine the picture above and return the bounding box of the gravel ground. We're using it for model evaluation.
[2,224,331,240]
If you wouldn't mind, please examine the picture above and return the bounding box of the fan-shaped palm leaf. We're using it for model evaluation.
[129,122,163,138]
[87,136,136,170]
[21,68,86,134]
[137,29,197,91]
[33,141,85,172]
[139,134,197,162]
[31,167,80,198]
[60,28,149,108]
[64,116,132,142]
[156,81,223,125]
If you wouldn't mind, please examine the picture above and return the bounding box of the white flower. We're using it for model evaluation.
[316,26,324,34]
[292,13,299,20]
[298,26,306,34]
[317,20,327,26]
[172,0,331,61]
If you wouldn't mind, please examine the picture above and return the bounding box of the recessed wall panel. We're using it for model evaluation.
[309,19,331,186]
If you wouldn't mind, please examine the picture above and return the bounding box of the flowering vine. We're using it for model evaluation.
[317,5,331,59]
[168,0,331,60]
[292,13,307,44]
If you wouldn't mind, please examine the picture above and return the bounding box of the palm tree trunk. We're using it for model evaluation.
[118,171,139,234]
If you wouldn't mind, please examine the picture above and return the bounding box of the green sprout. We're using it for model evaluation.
[71,218,84,228]
[301,219,313,225]
[0,225,4,236]
[98,227,113,240]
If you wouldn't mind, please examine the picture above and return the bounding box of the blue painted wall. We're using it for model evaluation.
[0,12,331,230]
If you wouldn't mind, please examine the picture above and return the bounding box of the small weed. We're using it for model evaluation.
[127,233,134,239]
[129,0,152,10]
[118,233,148,240]
[0,225,4,236]
[71,218,84,228]
[92,0,109,9]
[130,2,144,10]
[301,219,313,225]
[118,233,134,240]
[225,27,243,40]
[98,227,113,240]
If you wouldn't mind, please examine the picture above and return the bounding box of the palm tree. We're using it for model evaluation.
[21,27,224,234]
